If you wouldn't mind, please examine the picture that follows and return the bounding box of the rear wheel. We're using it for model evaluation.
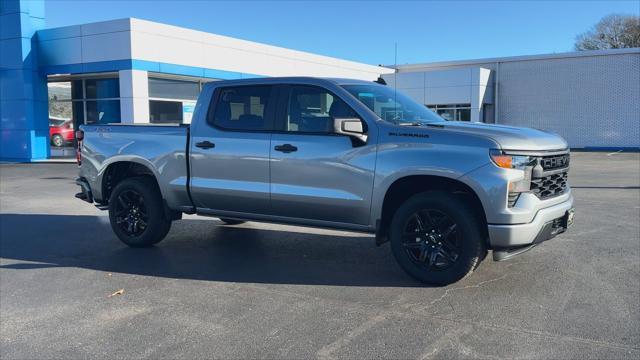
[390,191,485,285]
[219,218,245,225]
[108,177,171,247]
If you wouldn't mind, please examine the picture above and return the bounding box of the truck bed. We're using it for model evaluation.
[79,124,192,209]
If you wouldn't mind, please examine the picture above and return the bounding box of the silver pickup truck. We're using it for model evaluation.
[75,77,574,285]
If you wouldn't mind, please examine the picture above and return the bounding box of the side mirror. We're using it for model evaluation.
[334,118,367,143]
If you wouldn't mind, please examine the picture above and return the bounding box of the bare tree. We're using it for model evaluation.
[575,14,640,51]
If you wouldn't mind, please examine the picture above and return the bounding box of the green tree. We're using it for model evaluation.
[575,14,640,50]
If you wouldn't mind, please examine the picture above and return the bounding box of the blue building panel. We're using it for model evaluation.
[204,68,248,79]
[0,37,36,69]
[82,59,135,73]
[0,0,48,162]
[0,69,48,101]
[0,129,49,161]
[0,99,33,129]
[129,59,160,72]
[37,37,82,67]
[36,25,82,41]
[38,59,254,80]
[158,62,205,77]
[0,100,28,129]
[0,0,23,15]
[0,12,29,39]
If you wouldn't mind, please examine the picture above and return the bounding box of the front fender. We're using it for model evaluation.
[369,142,494,225]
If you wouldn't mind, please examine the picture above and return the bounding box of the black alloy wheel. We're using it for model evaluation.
[113,189,149,237]
[401,209,461,270]
[390,191,485,285]
[108,176,172,247]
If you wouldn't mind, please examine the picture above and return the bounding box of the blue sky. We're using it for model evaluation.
[44,0,639,65]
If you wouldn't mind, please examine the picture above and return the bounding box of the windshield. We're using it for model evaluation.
[342,84,445,125]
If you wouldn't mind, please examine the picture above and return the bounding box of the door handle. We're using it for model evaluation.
[274,144,298,153]
[195,141,215,149]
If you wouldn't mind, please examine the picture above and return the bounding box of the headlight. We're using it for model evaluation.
[490,150,535,199]
[489,150,534,170]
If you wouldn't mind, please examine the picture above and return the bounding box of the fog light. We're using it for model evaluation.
[507,165,533,208]
[509,175,531,193]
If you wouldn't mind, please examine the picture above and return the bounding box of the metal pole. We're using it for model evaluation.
[494,62,500,124]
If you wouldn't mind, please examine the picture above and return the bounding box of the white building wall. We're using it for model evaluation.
[119,70,149,124]
[382,67,493,122]
[38,18,133,66]
[38,18,393,81]
[496,52,640,148]
[388,48,640,148]
[128,18,392,80]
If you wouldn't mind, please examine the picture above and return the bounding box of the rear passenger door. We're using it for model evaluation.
[189,85,275,214]
[269,85,376,226]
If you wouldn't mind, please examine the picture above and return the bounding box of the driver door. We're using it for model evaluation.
[269,85,376,226]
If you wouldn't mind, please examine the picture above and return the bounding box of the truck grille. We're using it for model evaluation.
[530,171,568,199]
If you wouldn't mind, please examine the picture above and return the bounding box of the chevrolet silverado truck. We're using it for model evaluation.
[75,77,574,285]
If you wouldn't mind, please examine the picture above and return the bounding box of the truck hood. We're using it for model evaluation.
[434,121,568,151]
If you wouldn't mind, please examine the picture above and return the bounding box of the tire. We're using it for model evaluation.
[108,176,171,247]
[51,134,64,147]
[389,191,486,285]
[219,218,245,225]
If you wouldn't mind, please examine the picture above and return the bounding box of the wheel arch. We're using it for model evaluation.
[375,174,488,246]
[98,158,162,204]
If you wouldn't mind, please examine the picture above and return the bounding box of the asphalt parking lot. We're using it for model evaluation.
[1,152,639,359]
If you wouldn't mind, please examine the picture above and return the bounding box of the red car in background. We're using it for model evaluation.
[49,117,74,147]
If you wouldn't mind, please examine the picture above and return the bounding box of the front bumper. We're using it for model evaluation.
[488,193,574,259]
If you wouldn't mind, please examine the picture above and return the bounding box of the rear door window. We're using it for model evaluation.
[210,86,274,131]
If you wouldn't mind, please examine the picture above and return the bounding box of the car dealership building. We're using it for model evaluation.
[1,0,639,162]
[382,48,640,150]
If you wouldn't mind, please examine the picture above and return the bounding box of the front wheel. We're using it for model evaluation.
[108,177,171,247]
[390,192,486,285]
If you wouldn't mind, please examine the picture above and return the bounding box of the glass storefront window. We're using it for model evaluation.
[86,100,121,124]
[85,78,120,99]
[49,81,72,101]
[72,80,84,100]
[49,82,72,123]
[149,77,200,100]
[72,101,84,127]
[48,82,75,155]
[48,76,121,157]
[427,104,472,121]
[148,76,205,124]
[458,108,471,121]
[149,100,183,123]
